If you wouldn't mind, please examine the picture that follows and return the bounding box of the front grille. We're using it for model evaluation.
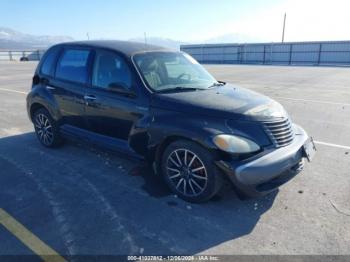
[263,118,294,147]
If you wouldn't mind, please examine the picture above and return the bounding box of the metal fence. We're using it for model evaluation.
[180,40,350,66]
[0,50,45,61]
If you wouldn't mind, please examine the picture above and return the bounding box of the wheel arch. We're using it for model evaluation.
[29,99,61,123]
[152,134,219,175]
[30,102,49,121]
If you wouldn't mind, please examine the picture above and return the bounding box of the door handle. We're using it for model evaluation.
[84,95,96,101]
[46,85,55,90]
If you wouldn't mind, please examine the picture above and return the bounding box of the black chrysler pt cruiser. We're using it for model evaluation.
[26,40,316,203]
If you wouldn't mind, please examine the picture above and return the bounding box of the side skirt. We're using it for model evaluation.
[60,124,144,160]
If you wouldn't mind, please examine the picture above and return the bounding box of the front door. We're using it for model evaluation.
[84,49,145,140]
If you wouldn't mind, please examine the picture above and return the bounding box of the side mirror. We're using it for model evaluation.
[108,83,136,98]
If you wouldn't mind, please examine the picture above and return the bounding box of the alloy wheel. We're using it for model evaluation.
[166,149,208,197]
[35,113,54,146]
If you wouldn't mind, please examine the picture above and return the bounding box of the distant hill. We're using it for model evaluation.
[0,26,262,51]
[199,33,263,44]
[129,34,261,49]
[0,27,73,50]
[128,37,188,50]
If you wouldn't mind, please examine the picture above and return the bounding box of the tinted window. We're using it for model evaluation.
[56,49,90,84]
[92,50,132,90]
[40,47,60,76]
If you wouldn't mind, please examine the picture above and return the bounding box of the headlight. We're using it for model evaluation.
[244,101,287,118]
[213,134,260,154]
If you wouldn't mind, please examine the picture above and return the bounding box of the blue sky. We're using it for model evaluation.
[1,0,350,42]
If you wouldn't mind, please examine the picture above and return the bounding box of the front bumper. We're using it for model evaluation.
[216,124,310,198]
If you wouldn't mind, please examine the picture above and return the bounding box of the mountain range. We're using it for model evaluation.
[0,27,73,50]
[0,27,259,50]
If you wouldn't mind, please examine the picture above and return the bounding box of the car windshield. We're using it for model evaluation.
[133,52,218,92]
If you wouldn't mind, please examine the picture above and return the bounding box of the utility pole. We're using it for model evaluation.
[282,13,286,43]
[87,32,90,40]
[144,32,148,46]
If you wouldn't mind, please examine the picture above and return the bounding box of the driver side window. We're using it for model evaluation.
[92,50,132,90]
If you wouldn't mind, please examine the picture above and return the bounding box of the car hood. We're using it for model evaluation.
[151,84,288,121]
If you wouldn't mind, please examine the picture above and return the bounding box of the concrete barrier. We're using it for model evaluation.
[0,50,45,61]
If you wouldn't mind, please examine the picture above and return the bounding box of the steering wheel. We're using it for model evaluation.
[177,73,192,81]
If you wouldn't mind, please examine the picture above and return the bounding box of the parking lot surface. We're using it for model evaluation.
[0,61,349,259]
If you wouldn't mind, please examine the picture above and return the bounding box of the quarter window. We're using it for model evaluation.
[56,49,90,84]
[92,50,132,90]
[40,47,60,77]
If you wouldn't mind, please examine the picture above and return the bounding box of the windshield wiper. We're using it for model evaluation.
[156,86,205,93]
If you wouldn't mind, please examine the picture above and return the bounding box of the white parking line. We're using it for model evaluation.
[0,88,28,95]
[275,96,350,106]
[314,141,350,150]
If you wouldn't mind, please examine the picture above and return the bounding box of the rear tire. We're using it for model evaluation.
[161,140,223,203]
[33,108,63,148]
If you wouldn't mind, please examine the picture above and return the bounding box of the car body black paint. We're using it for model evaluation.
[151,84,274,121]
[27,40,313,198]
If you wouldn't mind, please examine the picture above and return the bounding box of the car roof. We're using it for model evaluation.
[58,40,174,57]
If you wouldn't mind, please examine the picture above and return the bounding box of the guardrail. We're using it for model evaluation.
[0,50,46,61]
[181,40,350,66]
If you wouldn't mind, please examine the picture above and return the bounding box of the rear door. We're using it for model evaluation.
[50,47,93,129]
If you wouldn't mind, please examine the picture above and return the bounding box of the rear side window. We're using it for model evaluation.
[40,47,60,77]
[56,49,90,84]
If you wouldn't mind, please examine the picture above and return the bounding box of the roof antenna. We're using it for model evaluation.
[144,32,148,48]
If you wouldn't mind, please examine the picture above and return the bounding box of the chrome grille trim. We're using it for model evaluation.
[263,118,294,147]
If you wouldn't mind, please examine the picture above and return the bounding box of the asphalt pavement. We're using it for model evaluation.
[0,61,349,260]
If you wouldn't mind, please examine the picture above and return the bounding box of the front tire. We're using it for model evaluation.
[161,140,223,203]
[33,108,63,148]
